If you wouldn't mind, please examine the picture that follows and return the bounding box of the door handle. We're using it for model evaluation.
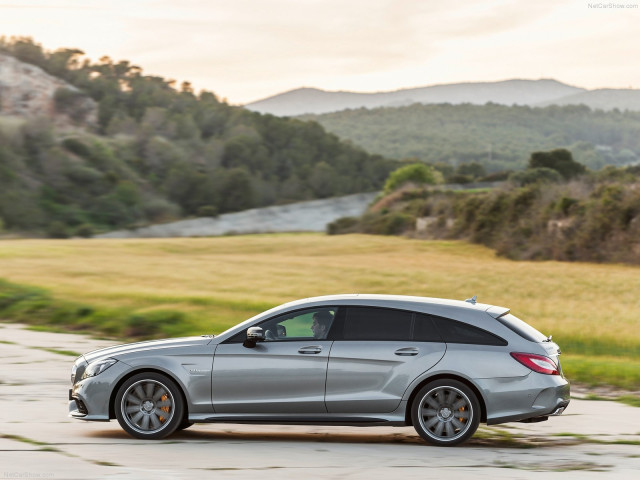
[298,346,322,354]
[394,347,419,356]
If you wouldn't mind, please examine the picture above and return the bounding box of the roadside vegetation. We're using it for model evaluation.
[329,149,640,264]
[0,234,639,391]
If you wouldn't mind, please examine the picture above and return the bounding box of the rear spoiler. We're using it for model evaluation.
[485,306,510,319]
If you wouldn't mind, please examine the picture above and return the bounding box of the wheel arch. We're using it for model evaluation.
[108,367,189,421]
[404,373,487,426]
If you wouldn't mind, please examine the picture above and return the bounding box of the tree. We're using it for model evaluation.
[528,149,586,180]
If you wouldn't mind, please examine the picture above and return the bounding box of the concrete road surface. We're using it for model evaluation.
[1,322,638,479]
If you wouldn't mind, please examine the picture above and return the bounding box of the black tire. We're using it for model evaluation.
[177,420,194,431]
[114,372,185,439]
[411,379,480,446]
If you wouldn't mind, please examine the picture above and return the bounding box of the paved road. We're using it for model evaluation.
[1,323,638,479]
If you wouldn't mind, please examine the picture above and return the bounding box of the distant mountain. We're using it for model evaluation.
[538,88,640,111]
[244,79,586,116]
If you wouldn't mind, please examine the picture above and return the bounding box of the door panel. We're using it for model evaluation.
[212,341,333,414]
[325,341,446,413]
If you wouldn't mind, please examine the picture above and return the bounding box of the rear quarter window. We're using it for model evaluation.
[495,313,547,342]
[432,316,507,346]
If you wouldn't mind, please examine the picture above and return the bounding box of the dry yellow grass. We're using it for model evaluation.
[0,233,639,351]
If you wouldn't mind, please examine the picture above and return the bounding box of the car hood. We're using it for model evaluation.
[82,336,214,364]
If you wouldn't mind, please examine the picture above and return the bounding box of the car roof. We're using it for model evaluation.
[215,294,510,340]
[278,294,509,318]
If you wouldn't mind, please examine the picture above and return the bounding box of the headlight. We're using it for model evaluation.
[71,363,77,385]
[82,358,117,379]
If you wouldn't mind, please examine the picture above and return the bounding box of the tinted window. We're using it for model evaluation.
[413,314,443,342]
[495,313,547,342]
[344,307,412,341]
[432,316,507,346]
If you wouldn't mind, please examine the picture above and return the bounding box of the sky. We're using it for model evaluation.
[1,0,639,104]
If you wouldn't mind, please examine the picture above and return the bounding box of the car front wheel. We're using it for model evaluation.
[115,372,185,439]
[411,379,480,446]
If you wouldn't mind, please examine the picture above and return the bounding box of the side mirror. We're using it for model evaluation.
[243,326,264,348]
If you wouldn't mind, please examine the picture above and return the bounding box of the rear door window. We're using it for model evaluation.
[343,307,412,341]
[413,314,443,342]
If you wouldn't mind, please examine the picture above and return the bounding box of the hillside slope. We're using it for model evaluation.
[0,38,397,237]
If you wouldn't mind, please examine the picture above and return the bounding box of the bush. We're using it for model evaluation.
[384,163,439,194]
[361,212,413,235]
[327,216,359,235]
[197,205,219,217]
[47,221,70,238]
[143,198,180,223]
[62,138,92,158]
[509,167,563,186]
[74,224,94,238]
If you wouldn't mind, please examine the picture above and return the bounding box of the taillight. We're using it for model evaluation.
[510,352,559,375]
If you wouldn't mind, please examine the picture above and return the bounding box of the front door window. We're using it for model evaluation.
[260,308,336,341]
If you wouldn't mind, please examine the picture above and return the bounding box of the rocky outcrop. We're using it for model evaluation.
[0,53,96,125]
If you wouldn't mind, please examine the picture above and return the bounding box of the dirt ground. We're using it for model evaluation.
[1,322,638,479]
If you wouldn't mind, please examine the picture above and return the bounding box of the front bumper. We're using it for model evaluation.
[68,360,131,421]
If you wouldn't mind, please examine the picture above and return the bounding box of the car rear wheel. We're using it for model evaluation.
[115,372,184,439]
[411,379,480,446]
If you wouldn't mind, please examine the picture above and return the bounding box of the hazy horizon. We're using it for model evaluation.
[1,0,639,104]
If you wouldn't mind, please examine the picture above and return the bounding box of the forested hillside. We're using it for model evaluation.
[302,103,640,172]
[0,38,396,237]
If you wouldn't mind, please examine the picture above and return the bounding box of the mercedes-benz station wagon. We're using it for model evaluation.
[69,294,569,446]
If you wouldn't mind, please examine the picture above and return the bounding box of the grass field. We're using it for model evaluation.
[1,233,639,389]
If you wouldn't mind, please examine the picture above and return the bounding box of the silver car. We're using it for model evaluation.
[69,294,569,446]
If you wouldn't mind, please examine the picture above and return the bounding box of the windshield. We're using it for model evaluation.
[495,313,547,342]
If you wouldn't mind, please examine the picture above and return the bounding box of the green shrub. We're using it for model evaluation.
[62,138,92,158]
[74,224,94,238]
[196,205,219,217]
[47,221,70,239]
[509,167,563,186]
[327,216,360,235]
[384,163,439,194]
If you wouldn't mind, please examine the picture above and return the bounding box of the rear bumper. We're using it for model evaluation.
[479,373,570,425]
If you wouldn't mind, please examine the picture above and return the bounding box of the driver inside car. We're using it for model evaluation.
[311,310,333,339]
